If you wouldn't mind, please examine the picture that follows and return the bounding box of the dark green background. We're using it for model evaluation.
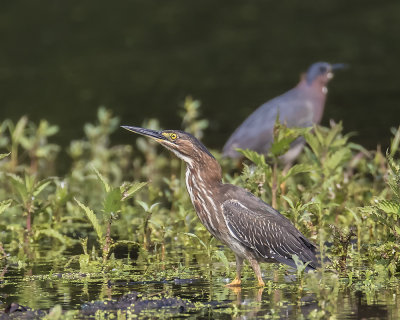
[1,0,399,149]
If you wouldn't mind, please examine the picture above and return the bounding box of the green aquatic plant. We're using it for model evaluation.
[184,232,230,278]
[330,225,356,271]
[75,166,146,264]
[68,107,133,209]
[1,103,400,318]
[6,172,52,239]
[180,96,209,140]
[2,117,59,176]
[136,201,160,251]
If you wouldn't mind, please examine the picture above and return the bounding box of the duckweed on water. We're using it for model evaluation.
[0,98,400,319]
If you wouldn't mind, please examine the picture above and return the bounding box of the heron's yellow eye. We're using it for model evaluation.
[170,133,178,140]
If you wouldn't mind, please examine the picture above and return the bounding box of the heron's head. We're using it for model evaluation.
[122,126,215,167]
[305,62,347,86]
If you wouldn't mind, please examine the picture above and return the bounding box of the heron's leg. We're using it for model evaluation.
[248,257,265,287]
[226,255,243,287]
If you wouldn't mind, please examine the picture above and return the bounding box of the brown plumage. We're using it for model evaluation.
[122,126,319,286]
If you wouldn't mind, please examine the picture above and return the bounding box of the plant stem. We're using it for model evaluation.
[103,220,112,263]
[143,212,152,250]
[26,211,31,233]
[271,161,278,209]
[25,202,33,244]
[10,144,18,172]
[0,243,6,259]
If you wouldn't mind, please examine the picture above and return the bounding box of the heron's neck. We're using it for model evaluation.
[184,157,223,237]
[185,157,222,188]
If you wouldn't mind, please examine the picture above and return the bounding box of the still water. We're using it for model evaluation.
[0,245,399,319]
[0,1,399,151]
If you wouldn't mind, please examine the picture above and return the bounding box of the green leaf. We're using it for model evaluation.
[184,232,207,251]
[0,152,10,160]
[325,122,343,147]
[0,199,12,214]
[92,166,110,192]
[75,198,103,241]
[375,199,400,215]
[44,124,59,137]
[394,225,400,236]
[149,202,160,213]
[137,200,160,214]
[32,179,52,197]
[137,200,149,212]
[121,181,147,201]
[282,164,313,181]
[237,149,267,168]
[214,250,230,274]
[282,195,294,209]
[7,173,28,202]
[11,116,28,143]
[390,126,400,156]
[314,125,325,145]
[269,136,297,157]
[291,254,310,274]
[324,148,351,171]
[304,131,321,158]
[103,187,122,215]
[79,254,90,269]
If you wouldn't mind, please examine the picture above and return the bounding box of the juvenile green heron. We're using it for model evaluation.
[122,126,319,286]
[223,62,346,162]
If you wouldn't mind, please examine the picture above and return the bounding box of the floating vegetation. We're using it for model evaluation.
[1,99,400,319]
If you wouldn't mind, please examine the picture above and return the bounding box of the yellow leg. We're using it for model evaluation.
[248,257,265,287]
[226,255,243,287]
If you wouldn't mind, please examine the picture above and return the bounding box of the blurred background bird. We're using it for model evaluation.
[122,126,320,287]
[222,62,346,163]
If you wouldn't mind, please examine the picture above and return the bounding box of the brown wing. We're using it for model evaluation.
[222,198,319,270]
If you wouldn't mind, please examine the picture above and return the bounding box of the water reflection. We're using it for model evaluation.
[0,246,398,319]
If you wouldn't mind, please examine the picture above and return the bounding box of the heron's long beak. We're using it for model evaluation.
[331,63,348,70]
[121,126,167,141]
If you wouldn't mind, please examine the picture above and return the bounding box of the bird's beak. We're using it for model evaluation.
[327,63,348,79]
[121,126,167,142]
[331,63,348,70]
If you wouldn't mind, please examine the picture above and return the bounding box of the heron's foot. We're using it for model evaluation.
[257,279,265,287]
[226,277,241,287]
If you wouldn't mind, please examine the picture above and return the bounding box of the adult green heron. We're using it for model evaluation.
[122,126,319,286]
[223,62,346,162]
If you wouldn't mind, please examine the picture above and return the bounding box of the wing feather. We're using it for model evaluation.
[222,199,319,270]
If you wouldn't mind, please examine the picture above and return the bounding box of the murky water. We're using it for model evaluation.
[1,245,399,319]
